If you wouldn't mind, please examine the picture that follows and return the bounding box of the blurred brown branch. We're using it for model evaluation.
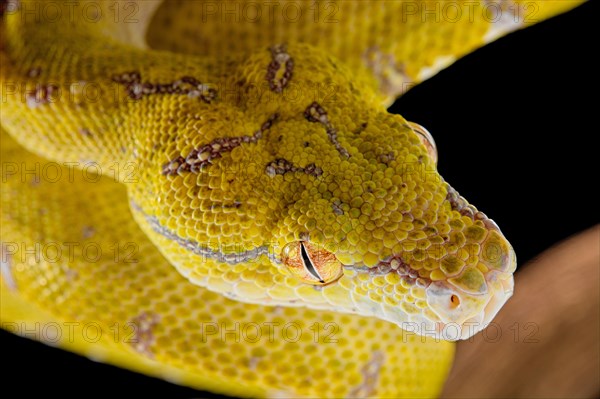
[442,225,600,399]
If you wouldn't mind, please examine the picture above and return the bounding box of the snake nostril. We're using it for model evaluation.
[450,294,461,308]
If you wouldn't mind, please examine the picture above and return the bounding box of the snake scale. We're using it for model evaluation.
[0,1,584,397]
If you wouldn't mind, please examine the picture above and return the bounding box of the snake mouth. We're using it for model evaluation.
[420,276,514,341]
[463,276,513,340]
[336,228,516,341]
[481,272,514,325]
[426,250,516,341]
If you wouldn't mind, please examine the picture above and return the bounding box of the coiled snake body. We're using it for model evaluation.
[0,1,583,397]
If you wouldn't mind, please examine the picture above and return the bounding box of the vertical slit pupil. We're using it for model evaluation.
[300,242,324,283]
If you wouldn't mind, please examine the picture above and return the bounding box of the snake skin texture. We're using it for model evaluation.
[0,1,584,397]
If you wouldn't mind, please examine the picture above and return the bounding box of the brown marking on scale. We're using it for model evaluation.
[162,113,279,176]
[112,72,216,103]
[353,122,368,135]
[138,207,275,264]
[65,267,79,282]
[266,44,294,93]
[81,226,95,239]
[129,312,160,358]
[211,201,242,211]
[298,231,310,242]
[378,151,395,166]
[27,67,41,78]
[271,305,284,316]
[369,255,431,288]
[348,350,385,398]
[304,102,350,158]
[26,84,59,109]
[265,158,323,178]
[446,184,479,221]
[29,174,41,187]
[247,357,260,371]
[79,128,92,137]
[446,184,500,230]
[332,199,344,215]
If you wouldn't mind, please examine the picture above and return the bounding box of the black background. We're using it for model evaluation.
[1,2,597,397]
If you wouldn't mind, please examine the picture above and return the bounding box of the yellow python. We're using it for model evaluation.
[0,1,584,397]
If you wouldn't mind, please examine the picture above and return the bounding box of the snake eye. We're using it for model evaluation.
[282,241,343,285]
[408,122,437,164]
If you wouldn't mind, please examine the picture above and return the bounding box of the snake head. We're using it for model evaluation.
[135,44,515,341]
[139,104,515,342]
[269,111,516,341]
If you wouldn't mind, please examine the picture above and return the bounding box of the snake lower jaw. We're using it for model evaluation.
[424,267,515,341]
[443,273,514,341]
[481,272,514,324]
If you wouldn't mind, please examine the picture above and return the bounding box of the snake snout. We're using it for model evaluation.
[425,222,516,340]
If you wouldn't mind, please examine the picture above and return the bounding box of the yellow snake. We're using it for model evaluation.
[0,1,584,397]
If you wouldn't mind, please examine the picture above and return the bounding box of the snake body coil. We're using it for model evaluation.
[0,1,583,397]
